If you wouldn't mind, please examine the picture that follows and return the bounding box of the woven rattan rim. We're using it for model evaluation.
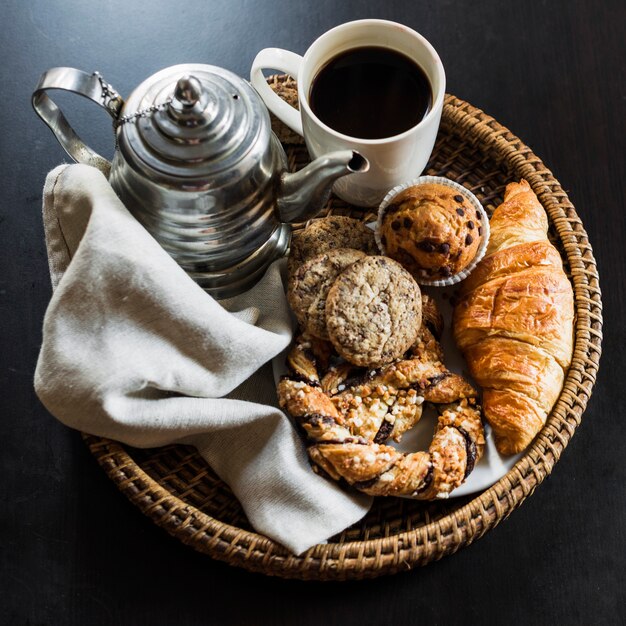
[83,79,603,580]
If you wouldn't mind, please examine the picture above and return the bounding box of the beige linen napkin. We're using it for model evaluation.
[34,164,371,555]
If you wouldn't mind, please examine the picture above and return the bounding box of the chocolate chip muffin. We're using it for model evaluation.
[378,183,483,282]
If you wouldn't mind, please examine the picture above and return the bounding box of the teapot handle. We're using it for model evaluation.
[32,67,124,176]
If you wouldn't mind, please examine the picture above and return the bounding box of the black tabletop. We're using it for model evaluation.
[2,1,624,624]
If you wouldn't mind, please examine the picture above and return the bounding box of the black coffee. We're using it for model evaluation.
[309,46,432,140]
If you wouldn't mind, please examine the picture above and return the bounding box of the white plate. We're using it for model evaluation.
[272,286,521,499]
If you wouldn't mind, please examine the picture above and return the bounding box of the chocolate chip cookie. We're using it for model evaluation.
[288,216,378,276]
[325,256,422,367]
[287,248,366,340]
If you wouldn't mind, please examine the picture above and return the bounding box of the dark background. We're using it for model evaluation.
[2,0,624,624]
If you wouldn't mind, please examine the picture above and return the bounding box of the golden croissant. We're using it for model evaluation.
[453,180,574,455]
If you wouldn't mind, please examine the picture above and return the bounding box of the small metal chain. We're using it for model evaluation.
[114,98,173,127]
[92,71,172,127]
[92,71,123,117]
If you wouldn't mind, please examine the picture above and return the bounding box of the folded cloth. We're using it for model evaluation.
[34,164,371,555]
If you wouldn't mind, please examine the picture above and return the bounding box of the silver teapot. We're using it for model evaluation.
[32,65,368,297]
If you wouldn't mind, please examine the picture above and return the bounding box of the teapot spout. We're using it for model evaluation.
[277,150,369,223]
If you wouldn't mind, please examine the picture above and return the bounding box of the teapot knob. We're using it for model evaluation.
[174,75,203,107]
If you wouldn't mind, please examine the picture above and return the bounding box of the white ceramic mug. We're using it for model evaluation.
[250,19,446,207]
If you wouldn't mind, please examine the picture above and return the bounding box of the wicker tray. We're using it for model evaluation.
[83,76,603,580]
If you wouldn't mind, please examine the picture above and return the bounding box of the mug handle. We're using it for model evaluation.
[250,48,304,136]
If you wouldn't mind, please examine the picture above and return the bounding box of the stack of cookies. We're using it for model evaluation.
[287,216,422,368]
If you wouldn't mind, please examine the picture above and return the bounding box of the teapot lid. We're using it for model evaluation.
[116,64,271,183]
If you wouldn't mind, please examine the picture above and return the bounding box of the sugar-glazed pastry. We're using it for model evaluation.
[278,299,485,499]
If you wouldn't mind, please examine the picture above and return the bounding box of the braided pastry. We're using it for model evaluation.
[278,296,485,499]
